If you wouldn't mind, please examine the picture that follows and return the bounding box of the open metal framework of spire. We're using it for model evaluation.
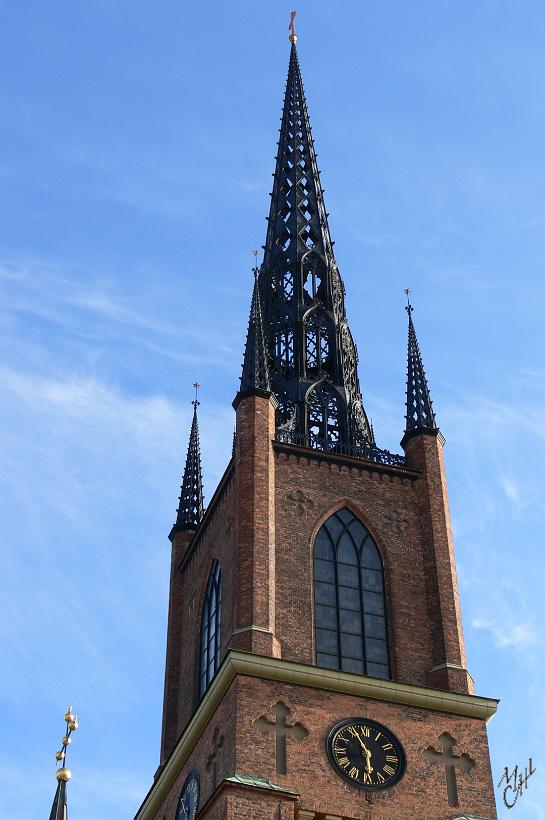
[251,34,376,456]
[404,299,438,439]
[234,259,272,406]
[172,386,204,534]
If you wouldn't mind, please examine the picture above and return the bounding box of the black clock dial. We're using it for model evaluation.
[175,770,200,820]
[327,717,406,791]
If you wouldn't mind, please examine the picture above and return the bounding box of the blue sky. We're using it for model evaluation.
[1,2,544,818]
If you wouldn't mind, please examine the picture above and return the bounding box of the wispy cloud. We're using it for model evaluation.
[472,618,538,651]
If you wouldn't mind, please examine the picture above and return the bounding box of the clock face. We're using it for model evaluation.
[327,717,406,791]
[175,770,200,820]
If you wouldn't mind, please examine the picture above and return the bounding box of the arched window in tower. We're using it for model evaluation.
[305,312,331,376]
[307,383,340,448]
[199,560,222,698]
[313,508,390,679]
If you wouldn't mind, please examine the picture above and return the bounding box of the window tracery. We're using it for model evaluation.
[313,509,390,678]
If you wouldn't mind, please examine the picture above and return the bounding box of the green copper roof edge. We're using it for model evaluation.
[134,650,499,820]
[226,773,299,794]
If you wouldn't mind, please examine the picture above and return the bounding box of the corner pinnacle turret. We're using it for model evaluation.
[402,297,438,444]
[234,261,272,409]
[171,386,204,535]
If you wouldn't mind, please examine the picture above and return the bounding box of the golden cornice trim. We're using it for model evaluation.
[134,651,498,819]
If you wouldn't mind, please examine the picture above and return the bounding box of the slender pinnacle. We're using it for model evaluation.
[173,396,204,531]
[404,300,438,438]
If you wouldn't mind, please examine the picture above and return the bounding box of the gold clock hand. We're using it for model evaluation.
[354,729,373,773]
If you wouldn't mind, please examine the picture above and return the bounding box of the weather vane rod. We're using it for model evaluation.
[404,287,413,314]
[289,10,297,44]
[192,382,201,408]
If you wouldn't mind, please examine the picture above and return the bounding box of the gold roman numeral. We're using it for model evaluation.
[382,742,394,750]
[349,766,359,779]
[376,772,385,784]
[385,755,398,764]
[363,771,372,785]
[375,730,382,741]
[361,725,370,737]
[383,764,395,776]
[337,756,350,768]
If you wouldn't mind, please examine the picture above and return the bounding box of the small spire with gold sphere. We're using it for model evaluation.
[289,10,297,44]
[49,705,79,820]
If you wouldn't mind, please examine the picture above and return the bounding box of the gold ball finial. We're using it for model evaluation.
[56,767,72,782]
[64,706,73,723]
[289,33,298,44]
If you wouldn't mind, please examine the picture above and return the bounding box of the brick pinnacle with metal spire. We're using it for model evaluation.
[171,384,204,535]
[233,253,273,409]
[402,290,438,445]
[49,706,79,820]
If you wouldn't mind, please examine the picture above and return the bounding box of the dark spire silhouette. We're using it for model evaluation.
[172,386,204,533]
[403,296,438,441]
[255,39,373,450]
[234,261,272,408]
[49,781,68,820]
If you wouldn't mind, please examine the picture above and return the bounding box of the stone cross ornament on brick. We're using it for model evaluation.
[382,510,407,535]
[254,701,308,774]
[423,732,475,807]
[206,727,224,789]
[282,490,314,515]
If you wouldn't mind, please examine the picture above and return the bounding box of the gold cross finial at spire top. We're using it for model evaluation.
[289,10,297,44]
[192,382,201,407]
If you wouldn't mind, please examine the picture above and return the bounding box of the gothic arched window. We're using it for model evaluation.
[307,383,341,448]
[199,560,222,698]
[313,508,390,679]
[305,312,331,376]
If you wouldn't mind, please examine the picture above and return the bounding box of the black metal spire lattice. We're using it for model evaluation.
[173,388,204,532]
[253,41,373,452]
[404,302,437,438]
[49,781,68,820]
[237,266,272,400]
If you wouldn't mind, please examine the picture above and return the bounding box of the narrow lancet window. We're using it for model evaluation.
[313,508,390,679]
[199,560,222,697]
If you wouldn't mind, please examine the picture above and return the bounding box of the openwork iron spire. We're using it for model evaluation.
[404,297,437,439]
[235,259,272,405]
[256,39,373,451]
[173,386,204,532]
[49,706,79,820]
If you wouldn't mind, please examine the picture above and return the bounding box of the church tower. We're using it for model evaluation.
[135,29,498,820]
